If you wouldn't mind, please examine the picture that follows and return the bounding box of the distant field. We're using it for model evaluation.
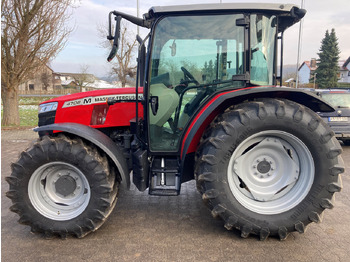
[2,97,54,127]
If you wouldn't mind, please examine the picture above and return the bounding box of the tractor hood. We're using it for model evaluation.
[41,87,142,105]
[39,87,143,129]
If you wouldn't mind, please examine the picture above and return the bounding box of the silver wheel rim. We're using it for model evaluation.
[227,130,314,215]
[28,162,91,221]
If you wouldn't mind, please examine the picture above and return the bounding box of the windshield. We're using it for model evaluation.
[321,93,350,108]
[150,14,245,87]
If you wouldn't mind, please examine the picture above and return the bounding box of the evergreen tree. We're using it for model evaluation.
[315,29,340,88]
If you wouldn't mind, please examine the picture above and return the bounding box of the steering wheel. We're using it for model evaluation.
[181,67,200,85]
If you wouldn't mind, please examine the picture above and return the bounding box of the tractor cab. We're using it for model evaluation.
[107,3,306,195]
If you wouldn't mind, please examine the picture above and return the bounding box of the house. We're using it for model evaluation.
[19,64,56,93]
[338,57,350,83]
[56,73,96,91]
[298,57,350,85]
[298,58,317,85]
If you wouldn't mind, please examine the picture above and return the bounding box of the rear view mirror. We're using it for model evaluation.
[107,14,122,62]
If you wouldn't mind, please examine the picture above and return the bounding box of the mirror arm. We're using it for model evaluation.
[107,16,122,62]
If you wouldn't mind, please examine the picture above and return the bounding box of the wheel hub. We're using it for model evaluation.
[55,175,77,197]
[257,160,271,174]
[227,131,315,215]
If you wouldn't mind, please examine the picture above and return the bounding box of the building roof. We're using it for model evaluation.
[57,73,96,82]
[298,61,317,71]
[84,80,121,89]
[61,80,77,86]
[339,57,350,71]
[343,57,350,68]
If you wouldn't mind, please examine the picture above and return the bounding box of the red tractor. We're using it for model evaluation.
[7,3,344,240]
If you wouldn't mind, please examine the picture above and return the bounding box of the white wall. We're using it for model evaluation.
[298,64,311,84]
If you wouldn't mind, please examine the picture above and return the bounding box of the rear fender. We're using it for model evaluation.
[34,123,130,189]
[180,87,334,176]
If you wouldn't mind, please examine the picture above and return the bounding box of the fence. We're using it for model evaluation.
[18,88,80,96]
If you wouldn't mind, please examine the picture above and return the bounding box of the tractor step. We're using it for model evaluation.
[149,156,180,196]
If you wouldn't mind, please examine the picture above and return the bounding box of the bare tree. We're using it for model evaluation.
[1,0,74,126]
[99,23,137,87]
[75,64,94,92]
[40,72,51,91]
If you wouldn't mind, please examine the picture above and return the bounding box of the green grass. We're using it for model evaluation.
[19,105,39,126]
[1,97,54,127]
[19,96,56,105]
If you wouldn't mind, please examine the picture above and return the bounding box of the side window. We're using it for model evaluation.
[250,14,277,85]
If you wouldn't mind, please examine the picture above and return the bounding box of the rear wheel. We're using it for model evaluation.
[195,98,344,240]
[6,134,119,238]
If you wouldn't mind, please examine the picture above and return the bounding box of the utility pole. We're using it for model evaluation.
[313,73,317,89]
[137,0,140,36]
[295,0,305,88]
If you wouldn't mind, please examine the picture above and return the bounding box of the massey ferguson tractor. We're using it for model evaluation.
[7,3,344,240]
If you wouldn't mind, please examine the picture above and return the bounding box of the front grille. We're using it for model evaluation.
[38,111,56,126]
[38,111,56,137]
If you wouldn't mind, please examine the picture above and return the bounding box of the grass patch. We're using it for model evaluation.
[19,96,56,105]
[1,97,53,128]
[19,105,39,126]
[1,105,38,127]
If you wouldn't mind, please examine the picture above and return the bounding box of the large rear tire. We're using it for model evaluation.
[195,98,344,240]
[6,134,119,238]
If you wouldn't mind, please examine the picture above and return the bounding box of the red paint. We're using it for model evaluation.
[181,86,257,157]
[43,88,144,128]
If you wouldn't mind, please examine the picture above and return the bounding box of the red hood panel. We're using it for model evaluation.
[42,87,143,104]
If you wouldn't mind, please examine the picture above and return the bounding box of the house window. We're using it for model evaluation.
[29,84,34,90]
[348,71,350,76]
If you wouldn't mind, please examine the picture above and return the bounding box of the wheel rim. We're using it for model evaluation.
[28,162,91,221]
[227,130,314,215]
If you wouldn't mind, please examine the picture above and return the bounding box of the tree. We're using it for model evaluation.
[99,23,137,87]
[315,29,341,89]
[75,64,94,92]
[1,0,74,126]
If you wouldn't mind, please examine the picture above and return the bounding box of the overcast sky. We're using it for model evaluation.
[50,0,350,77]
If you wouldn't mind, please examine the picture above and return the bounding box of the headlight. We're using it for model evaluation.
[38,102,58,114]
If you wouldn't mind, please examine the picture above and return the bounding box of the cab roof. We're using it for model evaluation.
[149,3,298,14]
[146,3,306,32]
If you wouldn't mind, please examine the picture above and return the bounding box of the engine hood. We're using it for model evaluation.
[41,87,143,105]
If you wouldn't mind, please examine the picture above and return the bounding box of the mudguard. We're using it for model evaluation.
[180,87,334,172]
[34,123,130,189]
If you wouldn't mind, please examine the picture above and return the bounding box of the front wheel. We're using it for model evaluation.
[195,98,344,240]
[6,134,119,238]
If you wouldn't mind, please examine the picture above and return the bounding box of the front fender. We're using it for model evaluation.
[34,123,130,189]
